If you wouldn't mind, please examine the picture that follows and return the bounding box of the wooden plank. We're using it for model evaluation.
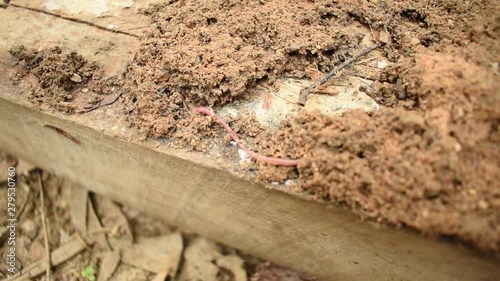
[0,3,498,281]
[0,96,498,281]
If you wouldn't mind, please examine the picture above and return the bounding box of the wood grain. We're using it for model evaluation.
[0,97,498,281]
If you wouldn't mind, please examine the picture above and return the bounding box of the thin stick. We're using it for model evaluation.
[257,81,300,106]
[9,4,139,38]
[298,43,382,105]
[38,172,51,281]
[121,25,151,31]
[192,107,299,166]
[80,92,122,114]
[16,181,31,220]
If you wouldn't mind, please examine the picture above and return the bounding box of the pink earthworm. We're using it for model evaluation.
[192,107,299,167]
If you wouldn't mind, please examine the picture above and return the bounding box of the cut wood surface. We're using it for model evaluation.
[0,2,499,281]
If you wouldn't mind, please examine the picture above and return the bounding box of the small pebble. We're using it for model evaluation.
[21,220,38,239]
[478,200,489,210]
[70,73,82,83]
[410,37,420,46]
[237,149,249,160]
[422,209,430,218]
[377,61,388,69]
[472,25,484,34]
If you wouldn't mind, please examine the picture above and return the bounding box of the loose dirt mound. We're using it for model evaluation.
[9,46,99,113]
[254,0,500,251]
[123,0,500,251]
[253,0,499,250]
[126,0,369,137]
[9,46,123,114]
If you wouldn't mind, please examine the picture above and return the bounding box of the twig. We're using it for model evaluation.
[16,181,32,220]
[192,107,299,166]
[257,81,300,106]
[298,43,382,105]
[9,4,139,38]
[6,236,90,281]
[80,92,122,113]
[38,172,51,281]
[122,25,151,31]
[344,70,378,81]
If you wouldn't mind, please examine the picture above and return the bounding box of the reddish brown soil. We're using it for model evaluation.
[9,46,122,114]
[126,0,499,252]
[255,47,500,252]
[7,0,500,253]
[126,0,368,138]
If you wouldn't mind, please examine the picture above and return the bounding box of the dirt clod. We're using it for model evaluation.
[9,45,122,114]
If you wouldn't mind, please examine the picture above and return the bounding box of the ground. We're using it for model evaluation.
[0,152,315,280]
[3,0,500,257]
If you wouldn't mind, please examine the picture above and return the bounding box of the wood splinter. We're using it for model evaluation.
[298,43,382,105]
[192,107,299,166]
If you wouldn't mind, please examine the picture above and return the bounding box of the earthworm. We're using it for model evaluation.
[192,107,299,167]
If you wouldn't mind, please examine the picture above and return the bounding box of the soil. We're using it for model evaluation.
[6,0,500,253]
[127,0,500,252]
[125,0,367,138]
[131,0,499,252]
[9,45,123,114]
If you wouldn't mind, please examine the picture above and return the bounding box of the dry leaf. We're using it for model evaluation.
[216,255,247,281]
[87,199,111,250]
[93,197,133,244]
[98,250,121,281]
[179,237,222,281]
[7,236,89,280]
[69,185,88,235]
[109,233,183,274]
